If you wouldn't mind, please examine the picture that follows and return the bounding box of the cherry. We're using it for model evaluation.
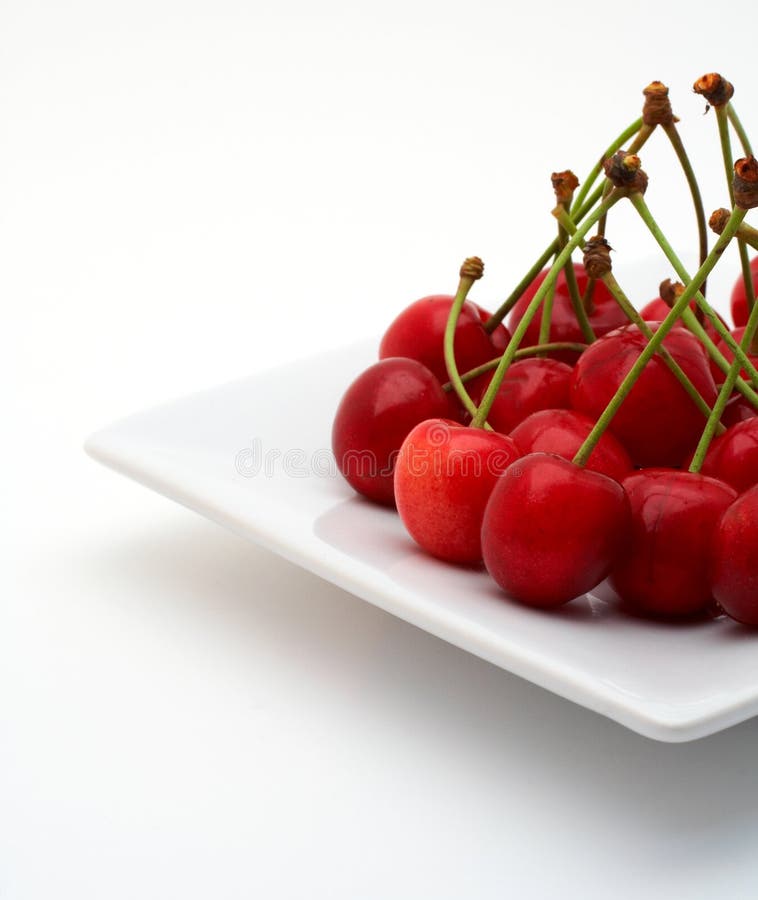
[710,485,758,625]
[639,296,725,343]
[510,409,632,481]
[469,358,572,434]
[506,263,627,364]
[332,358,451,506]
[570,322,718,467]
[379,295,510,384]
[710,326,758,383]
[481,453,630,608]
[394,419,520,564]
[720,392,758,427]
[698,418,758,493]
[609,470,737,618]
[730,255,758,327]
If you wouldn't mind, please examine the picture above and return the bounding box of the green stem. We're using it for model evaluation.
[561,230,596,343]
[556,202,724,428]
[572,206,746,468]
[602,272,722,430]
[472,192,623,430]
[595,123,655,240]
[690,283,758,471]
[484,243,556,332]
[717,105,755,318]
[677,305,758,409]
[441,342,588,391]
[629,192,758,391]
[571,117,644,215]
[727,104,753,156]
[538,247,558,348]
[485,118,646,335]
[734,222,758,252]
[662,122,708,294]
[443,271,491,427]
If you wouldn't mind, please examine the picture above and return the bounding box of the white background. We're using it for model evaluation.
[3,0,758,897]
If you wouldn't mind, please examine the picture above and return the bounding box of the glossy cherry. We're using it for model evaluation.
[506,263,627,364]
[469,358,572,434]
[332,358,451,506]
[570,322,718,467]
[394,419,520,564]
[639,296,724,343]
[710,485,758,625]
[609,470,737,618]
[481,453,631,608]
[698,418,758,493]
[730,256,758,327]
[379,295,510,384]
[510,409,632,481]
[710,326,758,383]
[720,392,758,427]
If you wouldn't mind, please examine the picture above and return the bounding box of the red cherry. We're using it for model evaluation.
[720,392,758,427]
[332,358,451,506]
[730,256,758,327]
[379,295,510,384]
[710,326,758,383]
[510,409,632,481]
[506,263,627,364]
[639,297,725,343]
[570,322,718,467]
[710,485,758,625]
[394,419,520,564]
[698,419,758,494]
[610,470,737,618]
[469,358,572,434]
[481,453,631,608]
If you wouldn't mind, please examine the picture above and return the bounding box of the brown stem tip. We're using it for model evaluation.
[460,256,484,281]
[659,278,684,308]
[734,157,758,210]
[583,236,613,279]
[693,73,734,108]
[602,150,649,193]
[642,81,678,127]
[709,208,731,235]
[551,170,580,206]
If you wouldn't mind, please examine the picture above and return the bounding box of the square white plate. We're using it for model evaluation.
[86,339,758,743]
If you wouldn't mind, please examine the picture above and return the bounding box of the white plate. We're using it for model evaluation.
[86,339,758,743]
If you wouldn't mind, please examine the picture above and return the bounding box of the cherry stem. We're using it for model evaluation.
[571,117,644,215]
[537,247,559,348]
[484,118,646,335]
[662,122,708,300]
[472,192,623,430]
[559,222,596,343]
[440,342,588,391]
[572,206,746,469]
[483,244,556,333]
[716,105,756,317]
[595,124,655,240]
[443,260,492,427]
[727,105,753,156]
[629,192,758,393]
[553,205,722,428]
[690,284,758,472]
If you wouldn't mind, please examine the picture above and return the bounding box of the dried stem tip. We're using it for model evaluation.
[693,73,734,107]
[460,256,484,281]
[602,150,648,193]
[733,157,758,210]
[659,278,684,308]
[709,208,731,235]
[583,236,613,279]
[642,81,678,127]
[551,170,580,206]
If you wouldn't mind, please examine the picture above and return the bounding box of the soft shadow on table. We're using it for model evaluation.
[86,513,758,841]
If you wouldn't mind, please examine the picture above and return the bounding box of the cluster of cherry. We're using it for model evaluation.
[332,76,758,625]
